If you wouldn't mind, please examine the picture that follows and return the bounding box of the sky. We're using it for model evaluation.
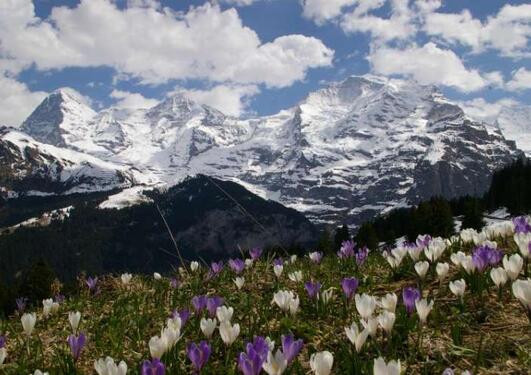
[0,0,530,126]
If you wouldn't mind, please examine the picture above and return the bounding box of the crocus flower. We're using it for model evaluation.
[274,265,284,278]
[373,357,401,375]
[513,216,531,234]
[305,281,321,299]
[402,287,420,315]
[68,311,81,334]
[355,293,377,319]
[172,309,191,327]
[238,346,264,375]
[206,296,224,317]
[288,271,303,283]
[67,333,86,361]
[356,246,369,265]
[310,351,333,375]
[503,254,523,280]
[216,306,234,323]
[187,341,211,372]
[95,357,127,375]
[338,240,355,259]
[55,294,65,304]
[0,348,6,365]
[229,259,245,274]
[309,251,323,264]
[512,278,531,312]
[379,293,398,313]
[21,312,36,336]
[449,279,466,299]
[170,278,179,289]
[415,298,434,324]
[490,267,508,288]
[377,311,396,334]
[514,232,531,259]
[0,335,6,349]
[341,277,359,301]
[210,261,224,275]
[361,317,378,337]
[472,244,503,271]
[141,358,165,375]
[153,272,162,280]
[414,261,429,279]
[192,295,208,313]
[250,247,263,260]
[273,291,299,315]
[248,336,270,362]
[281,334,303,363]
[190,261,200,272]
[15,297,28,314]
[262,350,287,375]
[345,322,369,352]
[200,318,217,339]
[273,258,284,267]
[436,262,450,281]
[86,277,98,294]
[234,277,245,290]
[219,321,240,346]
[121,273,132,285]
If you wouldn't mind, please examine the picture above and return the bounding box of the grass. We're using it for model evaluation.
[0,235,530,374]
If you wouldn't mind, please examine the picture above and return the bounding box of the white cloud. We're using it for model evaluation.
[340,0,416,42]
[424,3,531,56]
[0,0,333,88]
[369,42,487,92]
[506,68,531,91]
[181,84,260,117]
[0,73,47,127]
[110,90,159,109]
[301,0,358,24]
[222,0,259,6]
[458,97,520,124]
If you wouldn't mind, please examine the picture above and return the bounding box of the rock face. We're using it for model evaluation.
[6,75,523,225]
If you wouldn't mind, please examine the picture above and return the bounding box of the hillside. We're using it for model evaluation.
[0,216,529,374]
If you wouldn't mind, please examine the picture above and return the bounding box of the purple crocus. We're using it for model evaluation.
[55,294,65,304]
[229,259,246,274]
[15,297,28,314]
[192,295,207,313]
[172,309,191,327]
[86,277,98,294]
[246,336,269,362]
[210,261,224,275]
[67,333,86,361]
[141,358,166,375]
[416,235,432,249]
[187,341,211,372]
[513,216,531,234]
[249,247,263,260]
[472,244,503,271]
[304,281,321,299]
[238,346,264,375]
[273,258,284,267]
[402,287,421,315]
[0,335,6,348]
[281,334,303,363]
[206,296,224,317]
[341,277,359,301]
[170,278,179,289]
[309,251,323,264]
[356,246,369,266]
[338,240,355,259]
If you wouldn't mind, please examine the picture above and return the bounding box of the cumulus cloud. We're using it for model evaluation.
[181,84,260,117]
[423,3,531,56]
[506,68,531,91]
[110,90,159,109]
[222,0,259,6]
[301,0,358,24]
[458,97,520,124]
[0,0,333,87]
[368,42,488,92]
[0,73,47,127]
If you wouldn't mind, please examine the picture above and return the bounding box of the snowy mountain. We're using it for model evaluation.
[6,76,524,225]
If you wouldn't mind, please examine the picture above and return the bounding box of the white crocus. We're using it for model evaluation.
[424,238,446,262]
[21,312,37,336]
[0,347,6,365]
[245,258,254,268]
[309,251,322,263]
[94,356,128,375]
[190,261,200,272]
[345,322,369,353]
[273,290,297,313]
[415,299,434,324]
[436,262,450,281]
[153,272,162,280]
[200,318,217,339]
[377,311,396,335]
[219,321,240,346]
[361,317,378,337]
[310,351,334,375]
[461,256,476,274]
[288,271,303,283]
[415,261,429,279]
[490,267,508,288]
[161,326,180,348]
[274,265,284,278]
[34,371,49,375]
[42,298,58,317]
[450,251,467,267]
[373,357,401,375]
[68,311,81,334]
[503,254,523,280]
[262,350,287,375]
[289,295,300,315]
[148,335,168,359]
[514,233,531,259]
[234,277,245,290]
[512,278,531,310]
[265,337,275,351]
[290,254,298,264]
[379,293,398,313]
[449,279,466,299]
[408,246,423,262]
[355,293,377,319]
[120,273,132,285]
[216,306,234,323]
[320,288,335,306]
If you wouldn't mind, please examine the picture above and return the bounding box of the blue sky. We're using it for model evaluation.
[0,0,529,125]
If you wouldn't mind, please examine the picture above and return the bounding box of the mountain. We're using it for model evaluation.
[0,175,317,283]
[9,75,524,225]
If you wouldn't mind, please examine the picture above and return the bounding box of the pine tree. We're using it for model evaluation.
[461,197,485,231]
[355,222,379,250]
[334,224,350,251]
[317,228,333,254]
